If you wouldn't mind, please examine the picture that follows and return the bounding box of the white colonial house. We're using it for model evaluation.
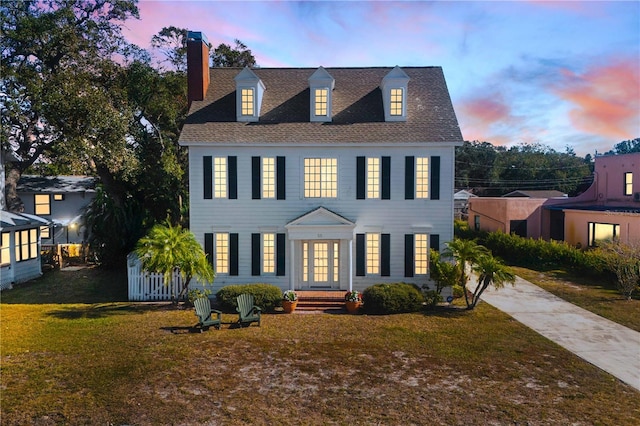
[179,32,463,293]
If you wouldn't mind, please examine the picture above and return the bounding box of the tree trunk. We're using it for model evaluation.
[4,163,24,213]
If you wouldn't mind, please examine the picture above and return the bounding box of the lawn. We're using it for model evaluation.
[1,267,639,425]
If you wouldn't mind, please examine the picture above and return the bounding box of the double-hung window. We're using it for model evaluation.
[390,88,403,116]
[624,172,633,196]
[315,88,328,116]
[35,194,50,215]
[366,233,380,275]
[1,233,10,266]
[304,158,337,198]
[262,233,275,274]
[262,158,275,199]
[213,157,227,198]
[414,233,429,275]
[15,229,38,262]
[241,88,254,116]
[215,233,229,274]
[415,157,429,199]
[367,158,380,199]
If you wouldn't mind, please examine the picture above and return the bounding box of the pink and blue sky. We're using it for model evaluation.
[122,0,640,156]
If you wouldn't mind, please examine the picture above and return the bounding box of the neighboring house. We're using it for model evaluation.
[1,210,49,289]
[17,175,96,244]
[544,152,640,247]
[468,152,640,247]
[178,32,463,293]
[454,189,476,219]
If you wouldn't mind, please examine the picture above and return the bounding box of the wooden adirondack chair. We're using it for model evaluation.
[236,293,262,327]
[193,297,222,331]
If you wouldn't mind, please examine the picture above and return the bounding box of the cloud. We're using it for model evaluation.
[457,91,517,143]
[552,59,640,140]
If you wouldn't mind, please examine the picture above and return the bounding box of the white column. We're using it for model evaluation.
[348,238,353,291]
[289,240,296,290]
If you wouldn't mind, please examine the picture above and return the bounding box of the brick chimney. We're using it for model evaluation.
[187,31,210,106]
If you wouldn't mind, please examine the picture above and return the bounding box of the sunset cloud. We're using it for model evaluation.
[552,59,640,140]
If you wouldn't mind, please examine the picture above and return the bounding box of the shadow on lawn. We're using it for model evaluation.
[46,303,174,319]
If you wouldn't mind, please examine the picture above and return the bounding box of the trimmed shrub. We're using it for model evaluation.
[215,284,282,312]
[362,283,425,315]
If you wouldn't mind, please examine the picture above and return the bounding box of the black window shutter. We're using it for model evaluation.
[355,233,365,276]
[405,156,414,200]
[230,233,239,276]
[356,156,366,200]
[203,156,212,199]
[251,156,261,200]
[276,233,286,276]
[381,234,390,276]
[228,156,237,199]
[276,156,286,200]
[382,156,391,200]
[404,234,414,277]
[204,233,214,268]
[431,156,440,200]
[251,233,260,276]
[430,234,440,253]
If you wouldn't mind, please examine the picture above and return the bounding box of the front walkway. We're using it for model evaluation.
[479,276,640,391]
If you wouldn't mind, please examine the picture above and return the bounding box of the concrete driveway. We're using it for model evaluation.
[479,276,640,392]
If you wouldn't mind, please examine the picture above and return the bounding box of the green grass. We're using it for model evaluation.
[1,268,639,425]
[511,266,640,332]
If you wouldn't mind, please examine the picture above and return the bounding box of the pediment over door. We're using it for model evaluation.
[285,207,356,240]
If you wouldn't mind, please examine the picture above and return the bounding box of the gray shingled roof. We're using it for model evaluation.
[179,67,463,145]
[17,176,96,193]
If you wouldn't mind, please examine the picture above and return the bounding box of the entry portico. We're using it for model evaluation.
[285,207,356,292]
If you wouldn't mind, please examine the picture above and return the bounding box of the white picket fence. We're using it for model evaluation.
[127,253,184,301]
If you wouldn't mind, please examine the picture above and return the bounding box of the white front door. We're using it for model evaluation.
[302,240,339,288]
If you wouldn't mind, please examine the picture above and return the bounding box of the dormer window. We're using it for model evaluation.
[315,88,328,116]
[241,88,254,116]
[309,67,335,122]
[381,66,409,122]
[390,88,403,116]
[235,67,264,122]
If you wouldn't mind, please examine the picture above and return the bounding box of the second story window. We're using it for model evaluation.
[241,88,254,116]
[262,157,275,199]
[214,157,227,198]
[416,157,429,199]
[390,88,403,116]
[315,88,328,116]
[304,158,337,198]
[624,172,633,196]
[35,194,50,215]
[367,158,380,199]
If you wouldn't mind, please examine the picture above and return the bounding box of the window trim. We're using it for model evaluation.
[390,87,404,116]
[35,194,51,215]
[314,88,329,117]
[303,157,338,199]
[415,157,429,199]
[14,228,38,263]
[262,233,276,275]
[240,87,255,116]
[213,157,227,199]
[1,232,10,266]
[414,233,429,276]
[366,233,380,275]
[588,222,620,247]
[262,157,276,199]
[624,172,633,196]
[367,157,381,199]
[214,233,229,274]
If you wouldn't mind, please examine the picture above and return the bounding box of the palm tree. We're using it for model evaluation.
[468,254,516,310]
[135,222,214,302]
[442,238,489,308]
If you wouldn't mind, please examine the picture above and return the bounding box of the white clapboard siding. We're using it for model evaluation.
[187,143,457,291]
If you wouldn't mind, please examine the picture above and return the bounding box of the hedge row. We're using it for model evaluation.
[215,284,282,312]
[454,220,611,276]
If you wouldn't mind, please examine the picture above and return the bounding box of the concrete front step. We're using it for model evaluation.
[295,290,346,312]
